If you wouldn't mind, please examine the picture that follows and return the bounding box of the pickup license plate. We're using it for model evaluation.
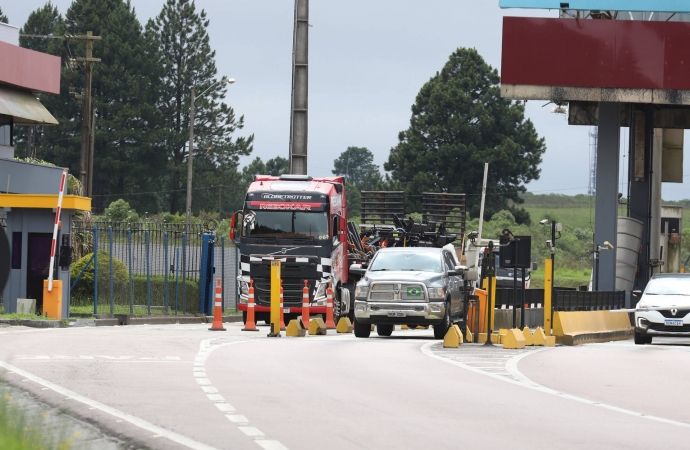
[387,311,406,318]
[665,319,684,327]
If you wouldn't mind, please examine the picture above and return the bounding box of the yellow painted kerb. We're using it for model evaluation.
[0,194,91,211]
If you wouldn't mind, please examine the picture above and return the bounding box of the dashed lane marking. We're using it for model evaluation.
[0,360,219,450]
[422,342,690,429]
[195,339,291,450]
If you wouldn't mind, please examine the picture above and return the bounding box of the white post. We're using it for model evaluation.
[48,169,68,292]
[477,163,489,242]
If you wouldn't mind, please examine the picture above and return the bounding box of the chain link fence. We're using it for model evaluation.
[71,222,238,316]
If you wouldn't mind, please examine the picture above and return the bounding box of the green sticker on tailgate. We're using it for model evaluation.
[406,287,422,296]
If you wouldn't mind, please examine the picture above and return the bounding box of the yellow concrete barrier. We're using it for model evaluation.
[336,317,353,333]
[522,327,534,346]
[554,311,633,345]
[533,327,546,346]
[309,317,328,335]
[465,328,473,343]
[443,325,463,348]
[503,328,526,349]
[286,319,306,337]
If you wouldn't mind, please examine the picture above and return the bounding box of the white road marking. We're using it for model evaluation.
[0,360,219,450]
[195,338,290,450]
[422,342,690,429]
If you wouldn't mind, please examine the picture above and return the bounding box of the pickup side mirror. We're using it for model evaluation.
[632,290,642,297]
[349,263,366,276]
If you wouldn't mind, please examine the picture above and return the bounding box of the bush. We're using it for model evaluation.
[103,199,139,222]
[71,251,128,298]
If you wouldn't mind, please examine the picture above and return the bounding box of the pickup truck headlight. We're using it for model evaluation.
[355,285,369,298]
[427,287,445,299]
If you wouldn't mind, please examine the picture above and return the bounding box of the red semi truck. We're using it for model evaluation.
[230,174,353,325]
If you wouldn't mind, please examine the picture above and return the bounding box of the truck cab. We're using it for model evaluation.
[230,175,350,324]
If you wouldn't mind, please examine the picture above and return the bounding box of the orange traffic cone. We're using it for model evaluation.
[301,280,310,329]
[279,280,286,331]
[242,279,259,332]
[325,281,336,330]
[209,278,226,331]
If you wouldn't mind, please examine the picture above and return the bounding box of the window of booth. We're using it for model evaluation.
[0,115,12,146]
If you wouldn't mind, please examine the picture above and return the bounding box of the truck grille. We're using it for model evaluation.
[368,283,426,301]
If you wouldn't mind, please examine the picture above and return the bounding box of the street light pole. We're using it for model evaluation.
[185,78,235,231]
[186,88,195,232]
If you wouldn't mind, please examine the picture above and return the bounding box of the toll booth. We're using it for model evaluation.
[0,159,91,316]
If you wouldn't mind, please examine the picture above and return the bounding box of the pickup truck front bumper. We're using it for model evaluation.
[354,300,445,326]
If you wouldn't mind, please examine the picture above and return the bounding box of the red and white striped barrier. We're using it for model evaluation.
[47,169,68,292]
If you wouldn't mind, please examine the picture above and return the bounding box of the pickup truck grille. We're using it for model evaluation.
[369,283,426,301]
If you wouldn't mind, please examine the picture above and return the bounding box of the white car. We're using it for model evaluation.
[634,274,690,345]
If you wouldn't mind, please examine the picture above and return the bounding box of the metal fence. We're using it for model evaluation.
[494,288,625,311]
[71,222,238,316]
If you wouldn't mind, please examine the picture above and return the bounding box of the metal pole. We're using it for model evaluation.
[221,236,225,313]
[512,239,518,329]
[476,163,489,270]
[186,88,195,232]
[594,249,600,291]
[93,227,98,315]
[484,241,495,346]
[164,233,169,315]
[109,227,113,314]
[182,233,187,314]
[550,221,556,333]
[175,248,180,315]
[128,230,133,315]
[520,267,526,329]
[146,231,151,315]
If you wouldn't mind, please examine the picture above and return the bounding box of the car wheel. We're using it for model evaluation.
[646,336,653,344]
[354,318,371,338]
[634,331,647,345]
[433,302,451,340]
[377,324,394,337]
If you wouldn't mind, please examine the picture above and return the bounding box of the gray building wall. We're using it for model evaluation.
[4,208,73,318]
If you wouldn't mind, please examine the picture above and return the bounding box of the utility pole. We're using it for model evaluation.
[288,0,309,175]
[69,31,101,197]
[87,106,96,197]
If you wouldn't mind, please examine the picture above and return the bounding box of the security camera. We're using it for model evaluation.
[468,230,478,242]
[545,239,552,247]
[502,229,514,241]
[603,241,614,250]
[539,219,549,225]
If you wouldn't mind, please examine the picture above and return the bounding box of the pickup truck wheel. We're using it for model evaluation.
[433,302,451,340]
[377,324,394,337]
[354,318,371,338]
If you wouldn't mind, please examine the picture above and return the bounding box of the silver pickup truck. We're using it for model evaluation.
[351,247,466,339]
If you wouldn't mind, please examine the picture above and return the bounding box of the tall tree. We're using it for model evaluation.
[0,8,7,23]
[265,156,289,177]
[385,48,546,220]
[333,146,382,192]
[146,0,253,214]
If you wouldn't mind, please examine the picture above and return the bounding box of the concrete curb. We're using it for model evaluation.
[92,315,243,327]
[0,319,65,328]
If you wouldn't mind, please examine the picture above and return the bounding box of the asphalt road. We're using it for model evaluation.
[0,323,688,449]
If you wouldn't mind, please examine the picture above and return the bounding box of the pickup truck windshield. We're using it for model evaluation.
[243,210,329,239]
[369,252,442,273]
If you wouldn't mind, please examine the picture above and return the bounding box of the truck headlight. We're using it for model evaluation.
[355,285,369,298]
[427,287,445,299]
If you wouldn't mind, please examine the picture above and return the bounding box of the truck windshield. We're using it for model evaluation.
[243,210,329,239]
[369,252,442,273]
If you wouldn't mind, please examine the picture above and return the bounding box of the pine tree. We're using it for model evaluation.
[32,0,165,212]
[385,48,546,220]
[146,0,253,214]
[333,147,382,191]
[0,7,8,23]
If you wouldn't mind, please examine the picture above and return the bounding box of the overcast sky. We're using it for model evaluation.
[5,1,690,200]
